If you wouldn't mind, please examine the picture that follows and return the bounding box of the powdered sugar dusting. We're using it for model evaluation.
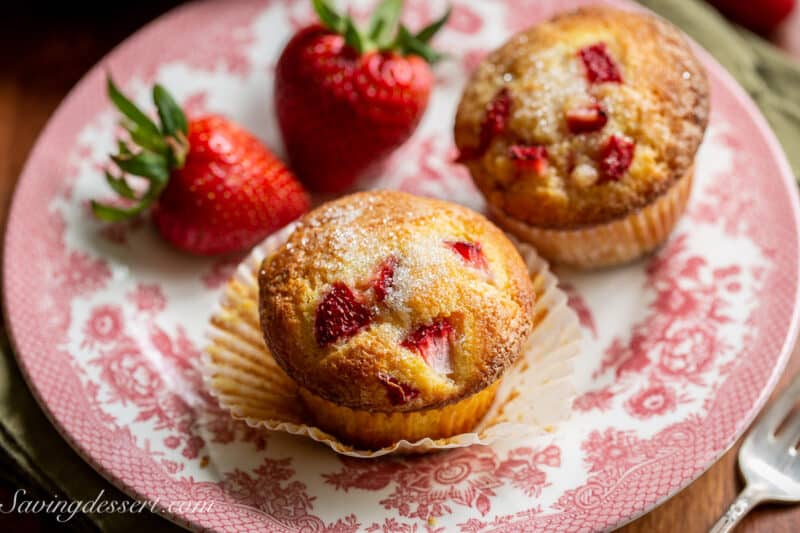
[459,18,685,204]
[267,192,524,399]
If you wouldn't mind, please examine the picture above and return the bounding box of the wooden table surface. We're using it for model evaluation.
[2,3,800,532]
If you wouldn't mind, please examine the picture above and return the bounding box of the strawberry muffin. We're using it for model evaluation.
[454,7,709,268]
[258,191,535,448]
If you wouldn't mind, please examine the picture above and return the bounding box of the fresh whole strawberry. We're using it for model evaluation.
[707,0,795,34]
[92,77,310,255]
[275,0,451,193]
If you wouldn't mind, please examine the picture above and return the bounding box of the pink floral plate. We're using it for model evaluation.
[4,0,800,531]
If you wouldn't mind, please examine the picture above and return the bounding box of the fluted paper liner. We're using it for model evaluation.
[492,167,694,269]
[203,224,582,457]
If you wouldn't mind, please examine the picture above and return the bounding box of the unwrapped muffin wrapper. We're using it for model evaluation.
[203,223,582,457]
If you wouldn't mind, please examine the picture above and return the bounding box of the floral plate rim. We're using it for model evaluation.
[3,0,800,531]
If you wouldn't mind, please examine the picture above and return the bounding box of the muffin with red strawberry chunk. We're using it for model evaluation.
[454,7,709,268]
[258,191,535,449]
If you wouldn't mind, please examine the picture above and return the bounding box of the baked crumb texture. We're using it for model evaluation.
[258,191,535,413]
[492,166,694,268]
[455,6,709,229]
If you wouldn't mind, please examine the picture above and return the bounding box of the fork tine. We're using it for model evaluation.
[775,408,800,448]
[750,375,800,439]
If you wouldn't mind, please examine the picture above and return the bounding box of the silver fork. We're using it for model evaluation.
[710,373,800,532]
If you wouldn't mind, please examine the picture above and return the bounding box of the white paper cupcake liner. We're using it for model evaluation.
[203,223,582,457]
[492,167,693,269]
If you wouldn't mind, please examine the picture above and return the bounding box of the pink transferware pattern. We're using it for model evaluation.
[3,0,799,531]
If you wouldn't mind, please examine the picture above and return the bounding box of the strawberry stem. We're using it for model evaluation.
[414,5,452,44]
[395,24,443,63]
[103,170,137,199]
[343,17,365,53]
[367,0,402,48]
[106,75,161,142]
[92,76,189,222]
[311,0,451,63]
[311,0,346,33]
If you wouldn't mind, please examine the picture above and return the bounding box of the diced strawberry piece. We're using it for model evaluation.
[566,104,608,134]
[401,319,455,375]
[598,135,635,183]
[509,145,549,175]
[482,88,512,142]
[377,372,420,405]
[314,282,372,346]
[372,256,397,302]
[446,241,489,271]
[454,146,481,164]
[579,43,622,84]
[457,88,512,162]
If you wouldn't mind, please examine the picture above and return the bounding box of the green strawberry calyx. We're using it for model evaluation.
[312,0,451,63]
[91,76,189,222]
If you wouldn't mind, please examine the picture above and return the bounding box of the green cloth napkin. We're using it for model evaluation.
[1,1,798,532]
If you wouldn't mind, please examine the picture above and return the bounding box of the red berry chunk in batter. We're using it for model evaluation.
[598,135,635,183]
[509,145,549,175]
[482,88,511,142]
[401,319,455,375]
[566,104,608,134]
[579,43,622,84]
[377,372,420,405]
[315,282,372,346]
[446,241,489,271]
[456,88,511,162]
[372,256,397,302]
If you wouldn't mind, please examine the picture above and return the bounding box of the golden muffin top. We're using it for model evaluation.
[454,6,709,229]
[258,191,535,412]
